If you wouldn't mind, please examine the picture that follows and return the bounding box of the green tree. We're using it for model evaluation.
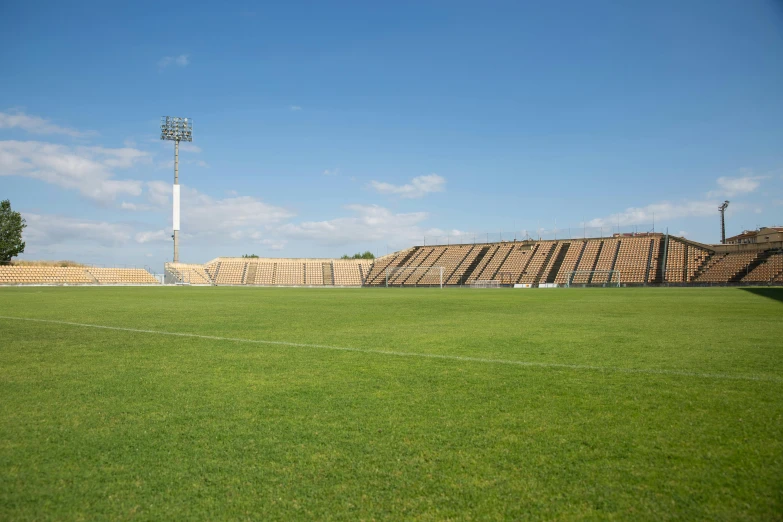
[0,200,26,263]
[341,251,375,260]
[242,254,259,258]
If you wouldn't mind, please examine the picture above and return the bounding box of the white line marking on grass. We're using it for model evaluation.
[0,315,780,383]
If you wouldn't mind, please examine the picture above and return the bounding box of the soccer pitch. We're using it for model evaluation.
[0,287,781,520]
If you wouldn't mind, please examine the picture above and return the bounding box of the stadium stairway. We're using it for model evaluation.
[544,242,570,284]
[323,263,333,285]
[245,263,257,285]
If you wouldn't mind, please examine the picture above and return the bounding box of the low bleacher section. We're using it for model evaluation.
[87,268,159,284]
[165,263,213,285]
[199,258,371,286]
[0,266,159,285]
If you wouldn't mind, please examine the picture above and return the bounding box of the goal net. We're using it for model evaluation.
[385,266,444,288]
[565,270,621,287]
[471,280,500,288]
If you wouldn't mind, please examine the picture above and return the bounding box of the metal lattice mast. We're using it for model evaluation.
[718,200,729,244]
[160,116,193,263]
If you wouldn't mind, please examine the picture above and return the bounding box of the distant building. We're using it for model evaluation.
[726,227,783,245]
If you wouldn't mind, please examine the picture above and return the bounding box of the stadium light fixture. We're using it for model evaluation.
[718,200,729,244]
[160,116,193,263]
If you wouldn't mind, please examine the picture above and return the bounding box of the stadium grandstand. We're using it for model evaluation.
[161,234,781,287]
[2,234,781,287]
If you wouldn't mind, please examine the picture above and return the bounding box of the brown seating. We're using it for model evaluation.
[742,253,783,283]
[696,252,760,283]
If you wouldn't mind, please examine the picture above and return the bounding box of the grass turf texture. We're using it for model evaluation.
[0,287,781,521]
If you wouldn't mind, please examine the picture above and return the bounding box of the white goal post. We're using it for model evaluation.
[565,270,621,287]
[471,280,500,288]
[385,266,444,288]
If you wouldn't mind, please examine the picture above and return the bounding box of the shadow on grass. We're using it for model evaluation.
[741,287,783,304]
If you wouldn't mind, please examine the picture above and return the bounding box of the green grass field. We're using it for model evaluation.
[0,287,781,520]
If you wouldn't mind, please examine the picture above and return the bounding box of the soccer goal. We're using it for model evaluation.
[385,266,444,288]
[565,270,621,287]
[471,280,501,288]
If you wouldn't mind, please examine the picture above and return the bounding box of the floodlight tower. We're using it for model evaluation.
[718,200,729,244]
[160,116,193,263]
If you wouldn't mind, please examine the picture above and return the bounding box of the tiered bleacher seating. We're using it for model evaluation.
[88,268,159,284]
[166,263,213,284]
[742,253,783,283]
[475,243,515,281]
[151,235,783,289]
[446,245,483,285]
[695,252,760,283]
[363,249,413,285]
[553,241,586,284]
[613,237,651,283]
[275,261,304,285]
[404,246,445,285]
[664,239,686,282]
[204,261,218,281]
[249,262,273,285]
[647,238,662,283]
[414,244,469,285]
[538,242,566,284]
[492,244,532,283]
[571,239,602,283]
[0,266,159,285]
[304,262,324,285]
[215,260,247,285]
[332,261,363,285]
[592,239,620,283]
[357,260,372,283]
[465,244,500,284]
[0,266,94,284]
[519,242,554,284]
[387,247,433,285]
[686,244,710,281]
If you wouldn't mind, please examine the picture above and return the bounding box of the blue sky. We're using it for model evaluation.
[1,1,782,266]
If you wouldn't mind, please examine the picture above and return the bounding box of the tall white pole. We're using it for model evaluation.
[173,139,180,263]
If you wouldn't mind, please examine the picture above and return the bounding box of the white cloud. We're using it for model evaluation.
[23,213,133,247]
[709,177,763,198]
[0,140,148,202]
[0,111,93,138]
[370,174,446,199]
[290,105,302,111]
[587,200,717,228]
[323,168,339,176]
[678,231,688,237]
[135,229,169,244]
[261,239,286,251]
[277,204,429,246]
[145,180,171,207]
[195,160,209,168]
[184,192,295,234]
[120,201,154,212]
[707,169,767,198]
[158,54,190,69]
